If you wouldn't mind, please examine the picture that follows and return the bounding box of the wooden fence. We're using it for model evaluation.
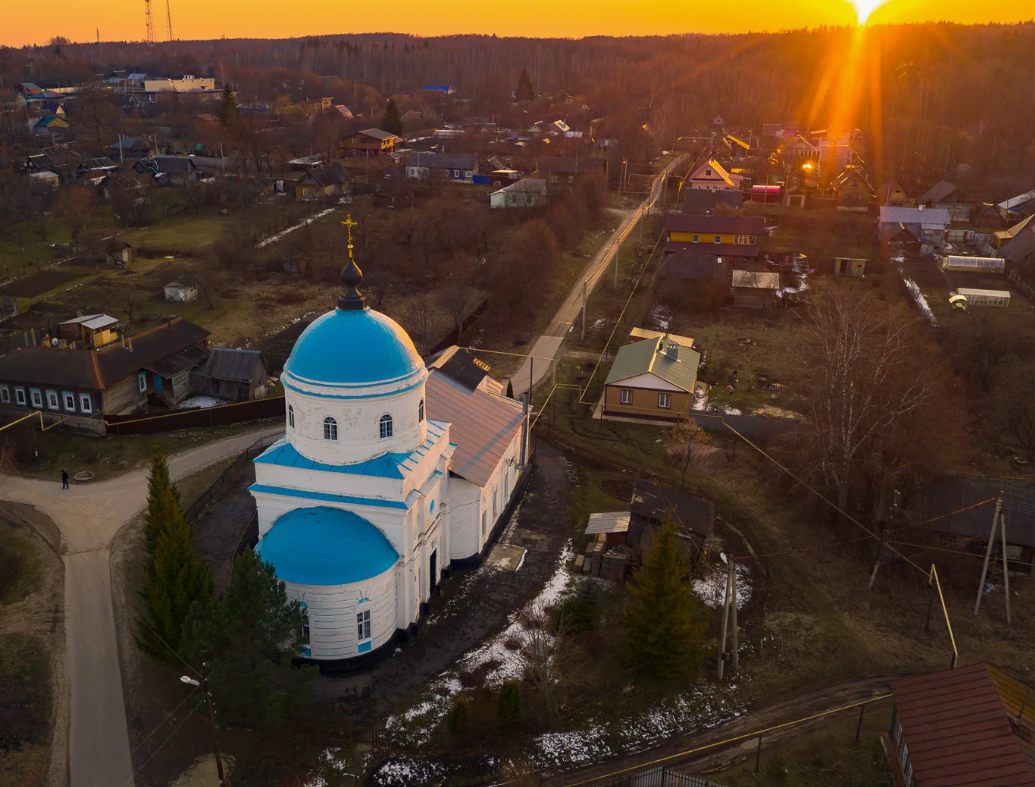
[106,396,286,436]
[183,430,283,524]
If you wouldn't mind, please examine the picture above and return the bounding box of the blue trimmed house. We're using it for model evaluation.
[251,250,530,667]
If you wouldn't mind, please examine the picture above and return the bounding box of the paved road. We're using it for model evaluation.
[0,425,282,787]
[508,155,686,397]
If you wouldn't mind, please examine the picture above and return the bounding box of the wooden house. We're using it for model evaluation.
[59,314,120,349]
[832,166,874,208]
[295,164,347,200]
[340,128,400,157]
[687,159,740,191]
[877,181,909,207]
[665,214,764,258]
[602,334,698,422]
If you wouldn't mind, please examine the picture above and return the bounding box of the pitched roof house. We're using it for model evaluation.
[490,178,548,209]
[916,181,959,206]
[688,159,740,191]
[0,317,210,417]
[603,333,699,422]
[406,152,479,182]
[878,180,909,207]
[885,663,1035,787]
[682,188,743,213]
[665,213,764,257]
[295,164,348,200]
[192,348,270,402]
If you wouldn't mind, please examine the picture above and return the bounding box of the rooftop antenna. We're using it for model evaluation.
[165,0,174,42]
[144,0,156,51]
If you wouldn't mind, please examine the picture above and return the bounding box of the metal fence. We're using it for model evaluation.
[592,765,725,787]
[183,430,284,525]
[106,396,286,436]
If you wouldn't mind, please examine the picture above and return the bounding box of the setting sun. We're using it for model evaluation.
[851,0,892,23]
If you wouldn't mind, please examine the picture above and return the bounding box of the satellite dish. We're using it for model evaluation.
[51,338,59,347]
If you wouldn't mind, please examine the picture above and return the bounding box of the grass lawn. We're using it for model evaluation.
[711,703,894,787]
[756,205,881,265]
[0,521,41,605]
[14,418,279,482]
[120,212,233,253]
[0,207,118,277]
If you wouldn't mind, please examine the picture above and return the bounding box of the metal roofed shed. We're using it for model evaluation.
[942,255,1005,273]
[886,663,1035,787]
[585,511,630,546]
[628,478,714,551]
[955,288,1010,307]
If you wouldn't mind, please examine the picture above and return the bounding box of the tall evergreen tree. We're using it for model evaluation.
[515,68,535,101]
[137,478,212,663]
[381,98,404,136]
[144,450,180,557]
[186,548,315,726]
[623,518,706,679]
[218,83,240,128]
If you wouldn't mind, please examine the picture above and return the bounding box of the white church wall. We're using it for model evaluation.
[285,370,428,465]
[448,477,482,561]
[287,565,397,660]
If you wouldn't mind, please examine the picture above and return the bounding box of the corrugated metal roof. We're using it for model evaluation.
[630,478,714,538]
[585,511,630,534]
[916,180,958,205]
[879,206,951,226]
[408,152,479,170]
[195,347,267,384]
[425,370,525,487]
[61,314,118,330]
[604,335,699,392]
[891,663,1035,787]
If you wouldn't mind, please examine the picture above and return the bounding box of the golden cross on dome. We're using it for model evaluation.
[341,215,358,258]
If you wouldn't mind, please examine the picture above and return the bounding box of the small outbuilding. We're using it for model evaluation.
[955,288,1010,307]
[585,511,630,547]
[833,257,866,277]
[164,277,199,303]
[628,478,714,555]
[192,348,271,401]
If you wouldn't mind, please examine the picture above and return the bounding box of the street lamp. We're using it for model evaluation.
[179,662,230,787]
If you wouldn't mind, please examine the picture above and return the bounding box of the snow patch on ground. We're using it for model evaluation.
[692,561,753,609]
[178,395,229,409]
[255,207,335,248]
[904,278,937,325]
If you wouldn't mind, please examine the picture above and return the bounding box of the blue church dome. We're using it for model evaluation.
[284,307,423,386]
[257,506,399,585]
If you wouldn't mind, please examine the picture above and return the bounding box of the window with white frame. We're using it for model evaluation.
[288,405,294,429]
[30,389,42,408]
[138,372,147,393]
[15,388,26,406]
[356,610,371,642]
[658,393,672,409]
[0,386,8,404]
[418,399,424,423]
[63,392,75,411]
[79,393,92,413]
[620,389,633,405]
[323,417,337,441]
[379,413,393,439]
[692,234,700,243]
[46,390,59,409]
[713,235,722,244]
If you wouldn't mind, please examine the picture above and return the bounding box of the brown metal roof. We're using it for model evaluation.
[667,213,765,236]
[891,663,1035,787]
[425,369,525,487]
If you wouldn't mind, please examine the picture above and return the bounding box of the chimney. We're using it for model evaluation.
[666,342,679,361]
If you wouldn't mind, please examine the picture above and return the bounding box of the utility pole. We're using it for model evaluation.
[717,554,731,680]
[1000,507,1011,625]
[200,659,231,787]
[581,281,587,341]
[974,497,1002,617]
[166,0,174,42]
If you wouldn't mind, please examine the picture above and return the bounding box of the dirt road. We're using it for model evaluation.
[544,674,899,786]
[0,425,283,787]
[509,156,685,398]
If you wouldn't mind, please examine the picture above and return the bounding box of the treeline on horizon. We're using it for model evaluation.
[3,22,1034,196]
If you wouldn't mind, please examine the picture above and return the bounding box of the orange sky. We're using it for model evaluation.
[3,0,1030,47]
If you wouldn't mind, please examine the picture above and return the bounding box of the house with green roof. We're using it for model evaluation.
[603,333,700,422]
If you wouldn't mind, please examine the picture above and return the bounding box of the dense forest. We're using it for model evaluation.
[2,24,1035,195]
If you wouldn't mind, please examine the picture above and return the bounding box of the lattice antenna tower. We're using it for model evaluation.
[144,0,156,50]
[166,0,174,42]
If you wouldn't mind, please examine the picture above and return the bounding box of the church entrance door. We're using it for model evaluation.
[429,550,438,596]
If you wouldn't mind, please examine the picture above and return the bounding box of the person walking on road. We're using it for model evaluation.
[61,470,69,490]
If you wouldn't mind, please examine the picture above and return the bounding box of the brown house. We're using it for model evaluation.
[341,128,400,156]
[603,333,698,422]
[295,164,347,200]
[884,663,1035,787]
[665,214,765,258]
[191,348,270,402]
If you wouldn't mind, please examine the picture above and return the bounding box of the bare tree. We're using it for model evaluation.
[666,418,712,490]
[788,286,963,513]
[404,292,435,356]
[438,253,477,344]
[55,186,98,254]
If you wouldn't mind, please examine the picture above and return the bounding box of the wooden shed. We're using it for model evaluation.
[191,348,270,402]
[585,511,630,546]
[628,478,714,555]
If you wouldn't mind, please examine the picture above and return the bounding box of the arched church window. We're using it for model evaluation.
[288,405,295,429]
[323,417,338,441]
[418,399,424,423]
[379,414,393,439]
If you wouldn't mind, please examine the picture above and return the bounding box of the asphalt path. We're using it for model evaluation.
[508,155,686,398]
[0,425,282,787]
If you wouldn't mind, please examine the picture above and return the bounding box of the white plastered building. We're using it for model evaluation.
[251,255,528,665]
